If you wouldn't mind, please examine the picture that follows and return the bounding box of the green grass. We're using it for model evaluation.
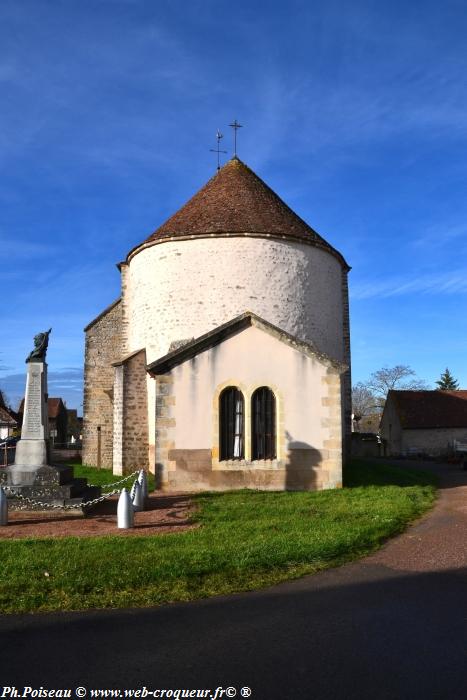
[0,460,437,614]
[69,462,156,491]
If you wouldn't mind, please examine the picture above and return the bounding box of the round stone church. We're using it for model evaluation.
[83,157,351,491]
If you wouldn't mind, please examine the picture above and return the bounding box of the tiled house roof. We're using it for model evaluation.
[127,157,349,268]
[18,397,65,419]
[389,390,467,429]
[48,398,65,418]
[0,405,17,426]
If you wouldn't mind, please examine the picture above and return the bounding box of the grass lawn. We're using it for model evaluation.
[70,462,156,491]
[0,460,437,614]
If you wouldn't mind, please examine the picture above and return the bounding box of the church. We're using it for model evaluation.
[83,156,351,491]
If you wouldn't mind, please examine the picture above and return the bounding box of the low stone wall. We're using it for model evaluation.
[402,428,467,457]
[351,433,380,458]
[51,448,82,463]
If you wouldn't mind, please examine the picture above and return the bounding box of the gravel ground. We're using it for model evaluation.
[363,459,467,572]
[0,492,196,538]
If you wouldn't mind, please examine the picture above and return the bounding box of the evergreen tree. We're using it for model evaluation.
[436,368,459,390]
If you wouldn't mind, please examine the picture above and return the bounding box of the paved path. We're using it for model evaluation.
[2,461,467,700]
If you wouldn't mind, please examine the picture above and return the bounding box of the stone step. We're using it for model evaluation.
[33,464,74,485]
[3,460,108,511]
[54,464,74,484]
[7,485,103,511]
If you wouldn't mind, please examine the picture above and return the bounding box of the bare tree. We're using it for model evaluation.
[0,389,10,410]
[365,365,429,409]
[352,382,378,430]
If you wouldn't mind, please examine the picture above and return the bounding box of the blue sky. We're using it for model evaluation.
[1,0,467,412]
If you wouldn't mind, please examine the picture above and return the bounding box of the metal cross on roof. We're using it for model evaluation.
[229,119,243,156]
[210,129,227,172]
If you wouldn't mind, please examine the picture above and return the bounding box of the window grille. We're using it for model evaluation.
[252,387,276,460]
[219,387,244,460]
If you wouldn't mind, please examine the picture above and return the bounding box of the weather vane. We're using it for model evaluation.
[229,119,243,157]
[210,129,227,171]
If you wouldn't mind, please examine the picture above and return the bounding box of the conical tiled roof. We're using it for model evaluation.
[127,157,349,267]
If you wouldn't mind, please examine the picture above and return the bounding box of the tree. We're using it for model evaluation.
[352,382,378,430]
[363,365,429,410]
[0,389,9,410]
[436,368,459,390]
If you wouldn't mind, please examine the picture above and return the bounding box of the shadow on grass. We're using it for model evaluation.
[344,459,438,489]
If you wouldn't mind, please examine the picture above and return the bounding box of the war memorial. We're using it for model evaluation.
[2,330,101,509]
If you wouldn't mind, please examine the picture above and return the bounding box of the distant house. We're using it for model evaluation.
[0,390,17,439]
[66,409,83,443]
[0,402,18,440]
[18,396,68,445]
[380,390,467,457]
[48,398,68,444]
[353,412,381,434]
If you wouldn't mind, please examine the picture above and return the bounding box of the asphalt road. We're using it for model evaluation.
[2,461,467,700]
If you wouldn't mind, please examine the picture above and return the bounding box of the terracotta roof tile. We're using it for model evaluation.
[0,406,17,426]
[127,157,349,268]
[390,390,467,429]
[48,398,65,418]
[18,397,65,419]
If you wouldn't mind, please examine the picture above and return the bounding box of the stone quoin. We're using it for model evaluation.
[83,156,351,491]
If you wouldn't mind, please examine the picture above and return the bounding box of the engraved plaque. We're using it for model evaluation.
[23,365,45,439]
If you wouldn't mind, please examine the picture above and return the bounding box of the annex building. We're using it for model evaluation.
[83,157,351,491]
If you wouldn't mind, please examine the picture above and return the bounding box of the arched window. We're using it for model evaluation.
[219,387,244,460]
[252,387,276,460]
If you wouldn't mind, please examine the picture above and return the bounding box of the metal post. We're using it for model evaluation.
[0,487,8,526]
[132,480,144,512]
[97,426,101,470]
[117,488,134,529]
[138,469,148,499]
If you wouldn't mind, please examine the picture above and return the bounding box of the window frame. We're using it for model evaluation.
[251,386,276,460]
[219,386,245,460]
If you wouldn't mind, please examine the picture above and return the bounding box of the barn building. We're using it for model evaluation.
[380,390,467,457]
[83,157,351,491]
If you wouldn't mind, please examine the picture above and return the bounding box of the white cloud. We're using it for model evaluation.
[0,234,55,260]
[351,270,467,300]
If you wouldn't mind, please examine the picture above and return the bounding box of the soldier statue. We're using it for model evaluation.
[26,328,52,363]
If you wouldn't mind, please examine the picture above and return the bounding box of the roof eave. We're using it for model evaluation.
[125,231,351,270]
[146,311,347,376]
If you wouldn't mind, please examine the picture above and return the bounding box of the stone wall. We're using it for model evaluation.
[126,236,346,364]
[379,398,402,455]
[154,324,344,492]
[82,299,122,469]
[341,268,352,461]
[380,398,467,456]
[112,349,150,475]
[401,428,467,456]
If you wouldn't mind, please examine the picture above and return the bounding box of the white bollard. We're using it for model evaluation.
[132,480,144,512]
[0,487,8,526]
[138,469,148,499]
[117,488,134,529]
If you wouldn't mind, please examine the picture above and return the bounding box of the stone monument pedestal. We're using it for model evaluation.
[8,361,49,486]
[2,464,101,510]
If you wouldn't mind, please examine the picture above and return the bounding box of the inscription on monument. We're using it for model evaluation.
[24,369,43,437]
